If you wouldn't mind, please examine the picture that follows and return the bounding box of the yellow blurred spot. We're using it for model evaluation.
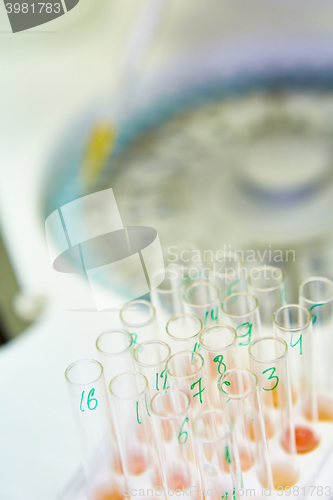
[82,122,117,186]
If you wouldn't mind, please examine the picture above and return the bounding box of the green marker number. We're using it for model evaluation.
[156,369,170,391]
[136,394,150,424]
[290,334,302,355]
[178,417,189,445]
[131,333,138,345]
[80,388,98,412]
[190,378,205,404]
[310,303,324,324]
[236,322,252,346]
[213,355,226,376]
[204,307,219,327]
[262,367,279,391]
[227,278,240,296]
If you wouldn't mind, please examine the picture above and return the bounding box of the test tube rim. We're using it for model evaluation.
[222,291,258,318]
[150,389,190,420]
[134,340,171,368]
[199,323,237,352]
[109,371,148,401]
[153,267,184,294]
[299,276,333,305]
[120,299,156,328]
[183,281,220,308]
[192,410,233,443]
[247,265,285,292]
[248,336,288,365]
[273,303,311,332]
[165,350,205,379]
[65,358,104,387]
[166,313,203,342]
[212,250,244,278]
[96,329,133,357]
[218,368,258,400]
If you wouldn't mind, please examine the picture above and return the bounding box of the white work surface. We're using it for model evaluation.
[0,308,122,500]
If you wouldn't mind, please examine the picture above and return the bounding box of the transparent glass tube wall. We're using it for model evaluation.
[183,282,220,328]
[299,277,333,421]
[222,292,261,368]
[218,368,273,493]
[134,340,171,397]
[199,324,240,408]
[65,359,124,500]
[249,337,299,489]
[247,266,287,333]
[151,389,200,499]
[120,299,157,345]
[109,372,163,492]
[193,410,243,500]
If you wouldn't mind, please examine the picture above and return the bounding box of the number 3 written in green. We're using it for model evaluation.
[262,367,279,391]
[80,388,98,412]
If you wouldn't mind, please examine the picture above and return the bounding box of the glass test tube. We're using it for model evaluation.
[274,305,320,453]
[299,277,333,421]
[151,267,185,337]
[120,299,158,345]
[249,337,299,490]
[222,292,261,368]
[166,351,208,416]
[166,313,203,353]
[96,330,135,389]
[247,266,287,334]
[218,369,274,494]
[134,340,171,397]
[151,389,201,499]
[65,359,124,500]
[212,251,245,303]
[183,282,220,328]
[192,410,243,500]
[199,324,240,409]
[109,372,163,493]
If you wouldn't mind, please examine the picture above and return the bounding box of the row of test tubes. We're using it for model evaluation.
[65,254,333,500]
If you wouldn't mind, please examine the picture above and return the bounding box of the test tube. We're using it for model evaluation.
[109,372,163,492]
[151,267,185,335]
[221,292,261,367]
[274,304,320,453]
[249,337,300,490]
[212,251,245,302]
[218,369,274,493]
[199,324,240,408]
[299,276,333,421]
[120,299,158,345]
[96,330,135,388]
[192,410,243,500]
[65,359,124,500]
[166,351,208,416]
[166,313,203,353]
[134,340,171,397]
[150,389,201,499]
[247,266,287,334]
[183,282,220,328]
